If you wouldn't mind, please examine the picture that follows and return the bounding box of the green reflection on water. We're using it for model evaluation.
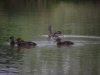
[0,1,100,39]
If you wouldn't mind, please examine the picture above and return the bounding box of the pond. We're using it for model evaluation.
[0,1,100,75]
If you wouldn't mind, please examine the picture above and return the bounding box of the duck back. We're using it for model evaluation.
[63,41,74,45]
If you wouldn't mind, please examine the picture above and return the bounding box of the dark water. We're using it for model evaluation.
[0,1,100,75]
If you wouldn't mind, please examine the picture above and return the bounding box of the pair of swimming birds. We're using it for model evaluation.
[48,25,74,46]
[8,36,37,47]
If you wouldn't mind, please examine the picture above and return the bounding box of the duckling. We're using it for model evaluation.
[54,38,74,46]
[16,38,37,47]
[8,36,16,46]
[48,25,64,38]
[16,38,23,46]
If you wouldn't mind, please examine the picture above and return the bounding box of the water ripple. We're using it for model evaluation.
[41,35,100,39]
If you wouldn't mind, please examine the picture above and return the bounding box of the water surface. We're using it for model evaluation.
[0,1,100,75]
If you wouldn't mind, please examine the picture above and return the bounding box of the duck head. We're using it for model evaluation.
[16,38,21,42]
[8,36,15,46]
[9,36,14,40]
[54,38,61,43]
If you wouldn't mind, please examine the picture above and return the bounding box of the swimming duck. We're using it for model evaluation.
[16,38,23,46]
[48,25,64,38]
[16,38,37,47]
[54,38,74,46]
[8,36,16,46]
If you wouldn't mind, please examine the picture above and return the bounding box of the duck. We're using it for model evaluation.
[54,38,74,46]
[16,38,37,47]
[48,25,64,38]
[8,36,16,46]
